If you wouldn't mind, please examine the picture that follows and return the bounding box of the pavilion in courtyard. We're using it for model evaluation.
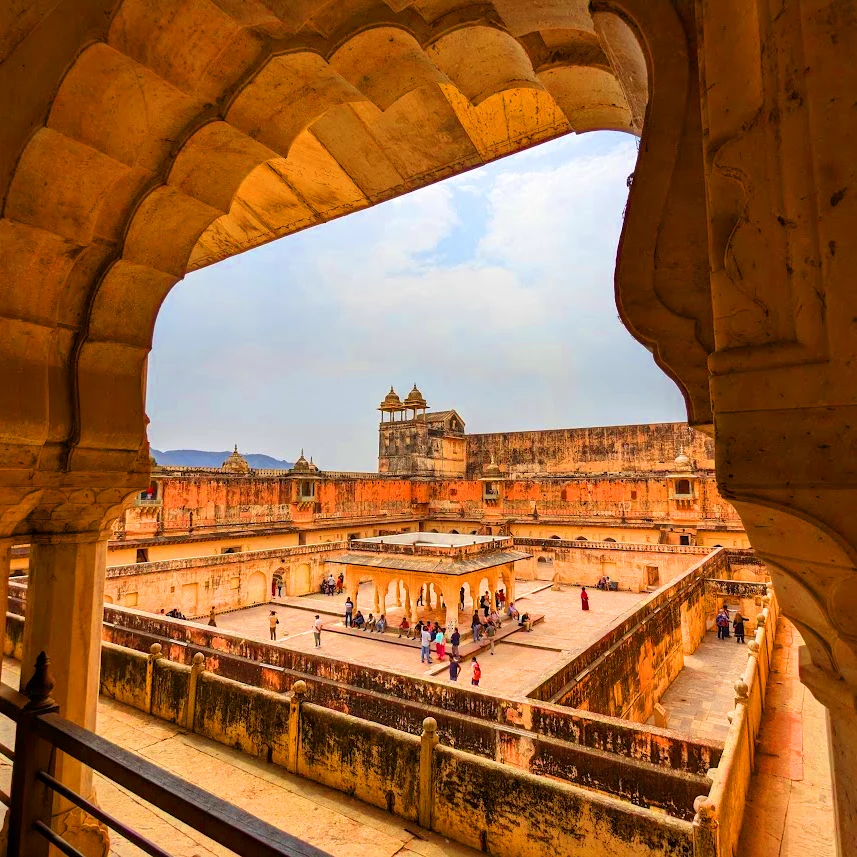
[326,533,530,630]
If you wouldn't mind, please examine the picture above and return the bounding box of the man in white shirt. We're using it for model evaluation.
[313,615,323,647]
[420,627,433,664]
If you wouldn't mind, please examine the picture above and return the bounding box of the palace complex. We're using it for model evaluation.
[0,1,851,856]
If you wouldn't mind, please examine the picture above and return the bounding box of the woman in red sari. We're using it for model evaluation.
[581,587,590,611]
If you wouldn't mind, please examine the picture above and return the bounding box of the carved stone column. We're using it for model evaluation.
[21,532,110,857]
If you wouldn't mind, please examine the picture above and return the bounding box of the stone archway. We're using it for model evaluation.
[1,1,856,850]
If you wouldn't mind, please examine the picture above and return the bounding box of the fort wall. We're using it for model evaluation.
[464,422,715,477]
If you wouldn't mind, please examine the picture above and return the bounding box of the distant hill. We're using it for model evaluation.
[151,449,294,470]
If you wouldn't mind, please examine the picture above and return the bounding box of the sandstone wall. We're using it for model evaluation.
[514,540,710,592]
[464,423,715,477]
[526,550,728,720]
[103,542,346,614]
[432,746,695,857]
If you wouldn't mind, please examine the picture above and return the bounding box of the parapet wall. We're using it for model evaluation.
[526,549,729,720]
[87,643,697,857]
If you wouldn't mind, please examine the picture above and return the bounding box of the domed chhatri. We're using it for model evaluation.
[403,384,427,409]
[673,448,693,472]
[482,453,502,480]
[289,449,319,475]
[379,386,407,422]
[221,445,251,475]
[378,386,403,410]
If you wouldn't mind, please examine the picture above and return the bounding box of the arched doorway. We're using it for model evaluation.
[291,563,312,596]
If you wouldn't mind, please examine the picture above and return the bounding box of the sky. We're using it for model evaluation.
[147,131,686,470]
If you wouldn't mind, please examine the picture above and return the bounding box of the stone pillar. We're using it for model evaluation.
[373,581,380,614]
[22,531,110,856]
[443,586,458,634]
[345,567,359,608]
[378,580,386,619]
[395,580,402,608]
[801,656,857,857]
[0,538,11,678]
[418,717,438,830]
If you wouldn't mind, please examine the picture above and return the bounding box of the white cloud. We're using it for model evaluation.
[148,132,685,468]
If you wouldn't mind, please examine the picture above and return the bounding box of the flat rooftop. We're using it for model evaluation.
[357,533,504,548]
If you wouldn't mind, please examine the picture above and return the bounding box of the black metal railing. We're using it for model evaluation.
[0,653,330,857]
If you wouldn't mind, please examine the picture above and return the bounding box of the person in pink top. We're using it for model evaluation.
[435,628,446,661]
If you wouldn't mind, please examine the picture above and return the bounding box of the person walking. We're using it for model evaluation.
[450,627,461,660]
[420,625,433,664]
[269,610,279,641]
[459,586,465,610]
[327,573,335,595]
[471,611,482,642]
[313,615,323,647]
[449,658,460,682]
[417,585,424,607]
[471,658,481,686]
[208,606,217,627]
[733,612,746,644]
[344,597,354,627]
[277,580,283,597]
[486,621,496,654]
[581,586,590,611]
[716,608,729,639]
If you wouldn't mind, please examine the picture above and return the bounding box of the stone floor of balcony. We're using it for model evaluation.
[0,659,479,857]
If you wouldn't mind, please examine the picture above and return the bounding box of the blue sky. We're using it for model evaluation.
[147,131,686,470]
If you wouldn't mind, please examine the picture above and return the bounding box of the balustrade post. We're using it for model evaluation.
[186,653,205,731]
[6,652,60,857]
[145,643,162,715]
[692,796,720,857]
[418,717,438,830]
[287,680,306,775]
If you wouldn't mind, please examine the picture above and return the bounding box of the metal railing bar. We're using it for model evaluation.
[0,741,16,761]
[37,771,172,857]
[33,714,331,857]
[33,821,86,857]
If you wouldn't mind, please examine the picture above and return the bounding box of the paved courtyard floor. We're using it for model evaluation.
[649,629,751,740]
[215,582,648,695]
[0,659,480,857]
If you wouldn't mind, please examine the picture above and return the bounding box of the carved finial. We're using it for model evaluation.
[422,716,437,734]
[24,651,56,711]
[693,796,717,825]
[192,652,205,667]
[292,679,307,697]
[734,678,749,699]
[234,444,238,453]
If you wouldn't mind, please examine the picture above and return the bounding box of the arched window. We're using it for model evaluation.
[603,537,617,543]
[575,536,588,541]
[550,535,562,540]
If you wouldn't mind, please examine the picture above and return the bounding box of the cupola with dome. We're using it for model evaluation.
[378,387,404,422]
[221,445,251,475]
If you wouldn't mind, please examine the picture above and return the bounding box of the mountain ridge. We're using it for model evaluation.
[151,449,294,470]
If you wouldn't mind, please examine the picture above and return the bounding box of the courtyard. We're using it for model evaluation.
[214,579,656,695]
